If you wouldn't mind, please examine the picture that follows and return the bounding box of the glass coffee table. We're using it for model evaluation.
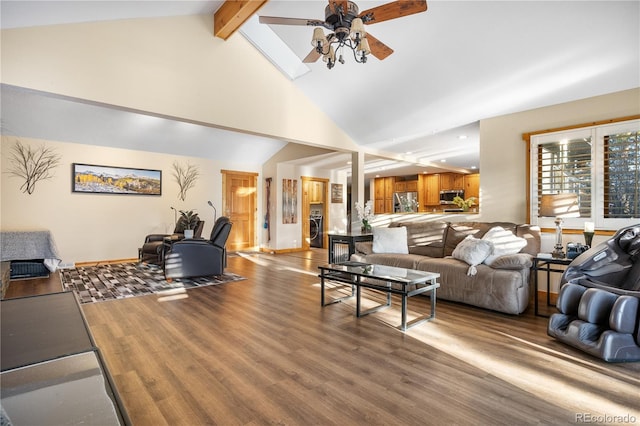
[318,262,440,331]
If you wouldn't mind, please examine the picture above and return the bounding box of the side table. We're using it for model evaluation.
[327,232,373,264]
[532,256,573,317]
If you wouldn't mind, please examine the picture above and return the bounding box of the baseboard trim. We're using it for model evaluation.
[74,258,139,268]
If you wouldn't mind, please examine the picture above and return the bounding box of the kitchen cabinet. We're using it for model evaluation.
[374,177,395,213]
[406,180,418,192]
[464,173,480,200]
[424,174,440,206]
[395,181,406,192]
[440,173,464,190]
[309,181,324,204]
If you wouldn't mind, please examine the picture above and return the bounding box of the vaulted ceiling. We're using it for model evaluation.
[2,1,639,178]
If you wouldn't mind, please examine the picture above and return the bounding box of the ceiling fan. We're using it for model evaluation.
[259,1,428,69]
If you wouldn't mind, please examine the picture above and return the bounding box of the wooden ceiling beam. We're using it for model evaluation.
[214,0,269,40]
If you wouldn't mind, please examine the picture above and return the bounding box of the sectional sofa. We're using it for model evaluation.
[351,221,541,315]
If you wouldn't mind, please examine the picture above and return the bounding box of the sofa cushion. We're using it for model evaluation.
[482,226,528,265]
[390,220,448,258]
[372,227,408,254]
[444,222,517,256]
[452,235,493,276]
[515,224,542,256]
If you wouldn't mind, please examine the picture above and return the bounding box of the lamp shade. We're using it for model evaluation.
[350,18,366,39]
[311,27,327,47]
[540,193,580,218]
[356,37,371,56]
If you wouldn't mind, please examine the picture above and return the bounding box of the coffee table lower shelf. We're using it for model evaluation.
[319,263,440,331]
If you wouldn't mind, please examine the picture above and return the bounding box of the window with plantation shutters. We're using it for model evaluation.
[603,130,639,218]
[530,119,639,231]
[537,137,592,218]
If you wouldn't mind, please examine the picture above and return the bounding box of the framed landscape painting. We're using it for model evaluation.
[72,163,162,195]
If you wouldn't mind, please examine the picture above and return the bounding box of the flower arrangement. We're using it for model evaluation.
[452,196,476,211]
[355,200,374,231]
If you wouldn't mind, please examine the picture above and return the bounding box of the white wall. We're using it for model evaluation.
[0,15,358,153]
[0,136,260,264]
[480,88,640,224]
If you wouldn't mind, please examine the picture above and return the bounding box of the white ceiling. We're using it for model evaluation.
[1,1,639,179]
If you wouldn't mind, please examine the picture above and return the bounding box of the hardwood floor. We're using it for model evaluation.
[6,250,640,425]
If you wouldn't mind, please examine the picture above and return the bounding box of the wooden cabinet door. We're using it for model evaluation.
[464,173,480,199]
[384,177,395,198]
[374,199,385,214]
[452,174,464,190]
[374,178,385,199]
[406,180,418,192]
[425,174,440,205]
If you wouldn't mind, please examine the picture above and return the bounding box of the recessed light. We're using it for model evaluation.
[458,135,468,140]
[471,166,477,169]
[440,159,447,163]
[347,161,352,165]
[405,151,412,155]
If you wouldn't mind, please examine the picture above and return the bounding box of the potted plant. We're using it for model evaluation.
[179,210,199,238]
[452,196,477,212]
[355,200,374,232]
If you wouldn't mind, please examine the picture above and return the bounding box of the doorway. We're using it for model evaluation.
[221,170,258,252]
[301,177,328,250]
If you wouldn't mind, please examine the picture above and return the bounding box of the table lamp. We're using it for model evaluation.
[584,221,595,247]
[540,193,580,259]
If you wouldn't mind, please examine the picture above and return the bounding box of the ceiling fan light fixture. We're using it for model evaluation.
[322,45,336,69]
[311,27,327,49]
[357,37,371,57]
[350,17,365,41]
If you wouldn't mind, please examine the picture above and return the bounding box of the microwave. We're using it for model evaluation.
[440,190,464,204]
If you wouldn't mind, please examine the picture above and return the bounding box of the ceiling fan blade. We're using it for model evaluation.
[366,33,394,60]
[303,49,322,63]
[359,0,428,24]
[259,16,326,27]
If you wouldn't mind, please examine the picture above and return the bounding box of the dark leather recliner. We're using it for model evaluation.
[164,216,232,279]
[548,224,640,362]
[139,217,204,265]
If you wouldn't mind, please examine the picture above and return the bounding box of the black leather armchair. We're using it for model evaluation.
[548,224,640,362]
[139,218,204,265]
[164,217,232,279]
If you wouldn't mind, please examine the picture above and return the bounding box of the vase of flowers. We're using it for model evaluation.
[452,196,477,211]
[355,200,374,233]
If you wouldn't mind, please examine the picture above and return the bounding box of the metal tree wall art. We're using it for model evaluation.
[172,161,199,201]
[7,140,61,194]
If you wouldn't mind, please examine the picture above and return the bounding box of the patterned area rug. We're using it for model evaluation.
[60,262,246,304]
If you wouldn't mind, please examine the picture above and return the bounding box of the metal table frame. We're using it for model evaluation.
[532,256,572,317]
[319,262,440,331]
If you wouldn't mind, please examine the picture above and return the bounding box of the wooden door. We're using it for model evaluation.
[221,170,257,252]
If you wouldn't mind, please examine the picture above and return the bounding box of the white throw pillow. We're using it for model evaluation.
[372,227,409,254]
[451,235,493,276]
[482,226,528,265]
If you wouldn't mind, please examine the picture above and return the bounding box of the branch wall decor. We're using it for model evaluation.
[7,140,61,194]
[172,161,200,201]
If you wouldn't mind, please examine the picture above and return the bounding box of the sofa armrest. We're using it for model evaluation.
[144,233,182,243]
[486,253,532,270]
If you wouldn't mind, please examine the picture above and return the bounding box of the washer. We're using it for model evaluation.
[310,215,323,248]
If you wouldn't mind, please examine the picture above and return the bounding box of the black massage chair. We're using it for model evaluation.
[548,224,640,362]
